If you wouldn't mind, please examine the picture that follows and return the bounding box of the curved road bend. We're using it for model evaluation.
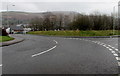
[2,34,119,74]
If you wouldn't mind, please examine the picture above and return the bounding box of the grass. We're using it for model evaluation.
[0,36,14,42]
[28,30,120,37]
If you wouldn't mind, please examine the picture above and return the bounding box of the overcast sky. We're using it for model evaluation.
[1,0,120,15]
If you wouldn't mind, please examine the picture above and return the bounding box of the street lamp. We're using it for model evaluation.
[113,5,118,35]
[6,2,15,27]
[118,1,120,30]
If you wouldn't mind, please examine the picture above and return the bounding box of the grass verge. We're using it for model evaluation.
[0,36,14,42]
[28,30,120,37]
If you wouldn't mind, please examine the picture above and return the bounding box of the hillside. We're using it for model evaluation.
[2,11,79,26]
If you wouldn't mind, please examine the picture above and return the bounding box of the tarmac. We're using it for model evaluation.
[0,34,119,47]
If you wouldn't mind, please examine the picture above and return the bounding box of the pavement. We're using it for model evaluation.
[0,34,25,47]
[0,34,25,75]
[1,34,120,74]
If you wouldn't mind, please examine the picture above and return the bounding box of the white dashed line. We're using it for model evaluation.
[101,43,104,45]
[32,45,57,57]
[111,47,115,49]
[115,49,118,51]
[84,40,120,67]
[97,43,101,45]
[103,44,107,47]
[105,47,110,49]
[111,51,116,54]
[113,54,118,57]
[99,43,103,45]
[108,45,117,49]
[108,48,113,51]
[116,57,120,60]
[0,64,2,67]
[118,62,120,66]
[64,38,120,66]
[108,45,112,47]
[53,40,58,44]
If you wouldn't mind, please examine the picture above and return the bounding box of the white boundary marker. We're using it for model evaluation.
[53,40,58,44]
[118,62,120,66]
[32,40,58,57]
[0,64,2,67]
[116,57,120,60]
[32,45,57,57]
[63,38,120,67]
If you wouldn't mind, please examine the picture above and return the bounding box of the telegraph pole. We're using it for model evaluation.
[113,6,116,35]
[7,1,9,27]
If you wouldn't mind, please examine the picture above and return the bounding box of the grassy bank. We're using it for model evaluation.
[28,30,120,37]
[0,36,14,42]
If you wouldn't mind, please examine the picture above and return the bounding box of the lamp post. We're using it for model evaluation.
[113,6,116,35]
[7,1,9,27]
[6,1,15,27]
[118,1,120,31]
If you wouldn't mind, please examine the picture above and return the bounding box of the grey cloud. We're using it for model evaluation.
[1,2,118,15]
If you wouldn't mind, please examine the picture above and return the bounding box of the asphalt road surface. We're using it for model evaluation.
[2,34,119,74]
[0,47,2,75]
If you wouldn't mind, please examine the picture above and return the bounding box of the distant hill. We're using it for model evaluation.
[2,11,79,26]
[2,11,44,20]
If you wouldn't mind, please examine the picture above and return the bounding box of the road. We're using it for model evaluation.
[2,34,119,74]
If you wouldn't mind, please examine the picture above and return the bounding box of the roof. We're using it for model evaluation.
[10,25,24,31]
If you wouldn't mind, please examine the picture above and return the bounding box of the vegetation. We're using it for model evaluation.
[28,30,120,37]
[29,12,119,31]
[0,36,14,42]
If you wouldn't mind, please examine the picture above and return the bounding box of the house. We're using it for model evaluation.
[9,25,24,34]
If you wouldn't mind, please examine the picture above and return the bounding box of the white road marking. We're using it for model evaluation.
[105,47,110,49]
[111,51,116,54]
[96,42,100,44]
[106,45,119,52]
[116,57,120,60]
[111,47,115,49]
[99,43,104,45]
[108,45,112,47]
[115,49,118,51]
[0,64,2,67]
[103,45,107,47]
[65,39,120,63]
[32,45,57,57]
[85,40,119,66]
[108,48,113,51]
[113,54,118,56]
[118,62,120,66]
[108,45,116,49]
[53,40,58,44]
